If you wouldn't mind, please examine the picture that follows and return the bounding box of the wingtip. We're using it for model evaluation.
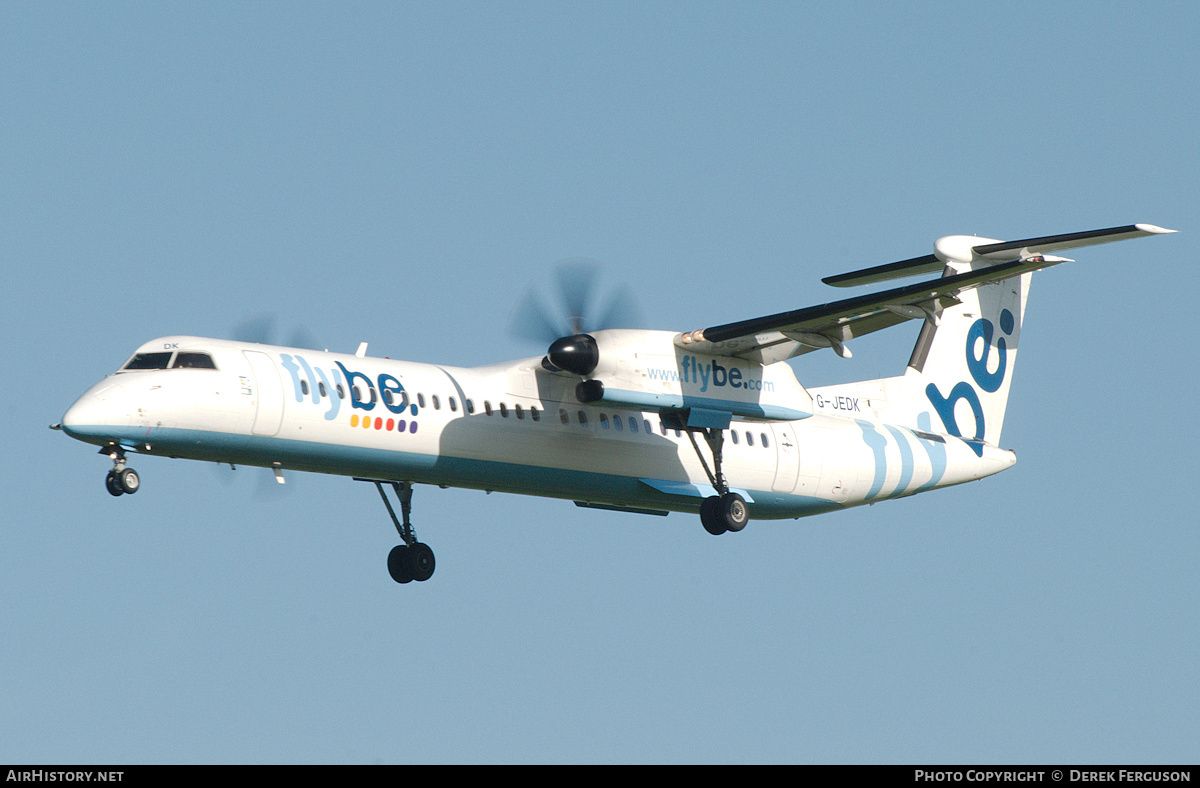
[1135,223,1177,234]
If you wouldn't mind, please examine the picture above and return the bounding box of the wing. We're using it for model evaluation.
[677,224,1174,363]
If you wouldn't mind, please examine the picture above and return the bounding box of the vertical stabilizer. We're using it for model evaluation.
[905,269,1031,450]
[806,224,1172,454]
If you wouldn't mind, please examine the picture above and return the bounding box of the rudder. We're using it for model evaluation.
[905,269,1031,450]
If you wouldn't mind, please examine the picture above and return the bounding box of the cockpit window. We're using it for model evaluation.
[120,351,218,371]
[122,352,173,370]
[172,352,217,369]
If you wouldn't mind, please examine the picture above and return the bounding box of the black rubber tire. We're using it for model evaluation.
[720,492,748,532]
[409,542,435,582]
[387,544,414,584]
[116,467,140,495]
[700,496,726,535]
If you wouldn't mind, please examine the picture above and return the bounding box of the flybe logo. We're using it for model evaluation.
[647,355,774,393]
[278,354,420,433]
[925,309,1014,457]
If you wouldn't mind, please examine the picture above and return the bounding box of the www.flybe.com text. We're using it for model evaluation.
[647,356,774,393]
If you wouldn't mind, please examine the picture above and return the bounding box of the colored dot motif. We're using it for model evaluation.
[349,414,418,434]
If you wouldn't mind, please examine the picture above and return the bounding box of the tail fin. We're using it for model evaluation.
[810,224,1172,452]
[904,268,1031,449]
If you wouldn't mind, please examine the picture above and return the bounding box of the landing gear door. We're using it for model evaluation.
[770,423,799,493]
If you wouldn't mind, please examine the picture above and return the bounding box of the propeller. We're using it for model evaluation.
[232,313,323,351]
[223,313,324,497]
[508,258,644,346]
[210,460,293,500]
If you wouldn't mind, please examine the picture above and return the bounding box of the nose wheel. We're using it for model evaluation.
[101,444,140,496]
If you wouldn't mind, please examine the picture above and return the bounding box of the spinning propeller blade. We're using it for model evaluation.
[508,259,643,346]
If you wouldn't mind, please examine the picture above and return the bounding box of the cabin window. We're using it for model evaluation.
[484,400,492,416]
[629,417,638,433]
[761,433,769,449]
[612,414,622,431]
[643,419,652,434]
[514,404,523,420]
[300,380,310,396]
[432,395,441,410]
[499,402,509,418]
[465,399,474,414]
[599,414,609,429]
[318,382,327,398]
[337,384,345,399]
[745,431,754,447]
[530,406,540,422]
[172,352,217,369]
[449,397,458,412]
[577,411,588,426]
[559,408,569,425]
[418,393,426,408]
[730,430,739,445]
[122,352,172,370]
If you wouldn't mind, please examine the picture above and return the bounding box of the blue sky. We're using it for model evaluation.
[3,1,1196,764]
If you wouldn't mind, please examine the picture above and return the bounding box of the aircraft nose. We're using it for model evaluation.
[60,381,127,443]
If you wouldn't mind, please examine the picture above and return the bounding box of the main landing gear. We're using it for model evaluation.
[101,444,140,497]
[699,491,748,536]
[663,416,750,536]
[357,479,436,584]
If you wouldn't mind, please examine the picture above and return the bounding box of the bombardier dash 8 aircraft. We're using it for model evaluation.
[55,224,1173,584]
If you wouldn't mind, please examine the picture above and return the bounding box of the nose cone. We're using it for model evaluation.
[61,381,128,445]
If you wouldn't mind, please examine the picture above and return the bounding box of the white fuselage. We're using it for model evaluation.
[61,334,1015,519]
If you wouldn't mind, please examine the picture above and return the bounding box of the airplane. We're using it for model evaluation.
[53,223,1174,584]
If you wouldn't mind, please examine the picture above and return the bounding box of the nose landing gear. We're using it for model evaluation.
[101,444,140,496]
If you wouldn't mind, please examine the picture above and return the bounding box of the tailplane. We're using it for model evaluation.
[809,224,1174,452]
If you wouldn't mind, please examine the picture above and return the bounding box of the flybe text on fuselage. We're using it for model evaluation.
[277,353,419,421]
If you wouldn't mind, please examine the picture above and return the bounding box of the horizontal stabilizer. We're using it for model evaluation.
[823,224,1175,288]
[675,222,1173,363]
[821,253,942,288]
[697,257,1033,345]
